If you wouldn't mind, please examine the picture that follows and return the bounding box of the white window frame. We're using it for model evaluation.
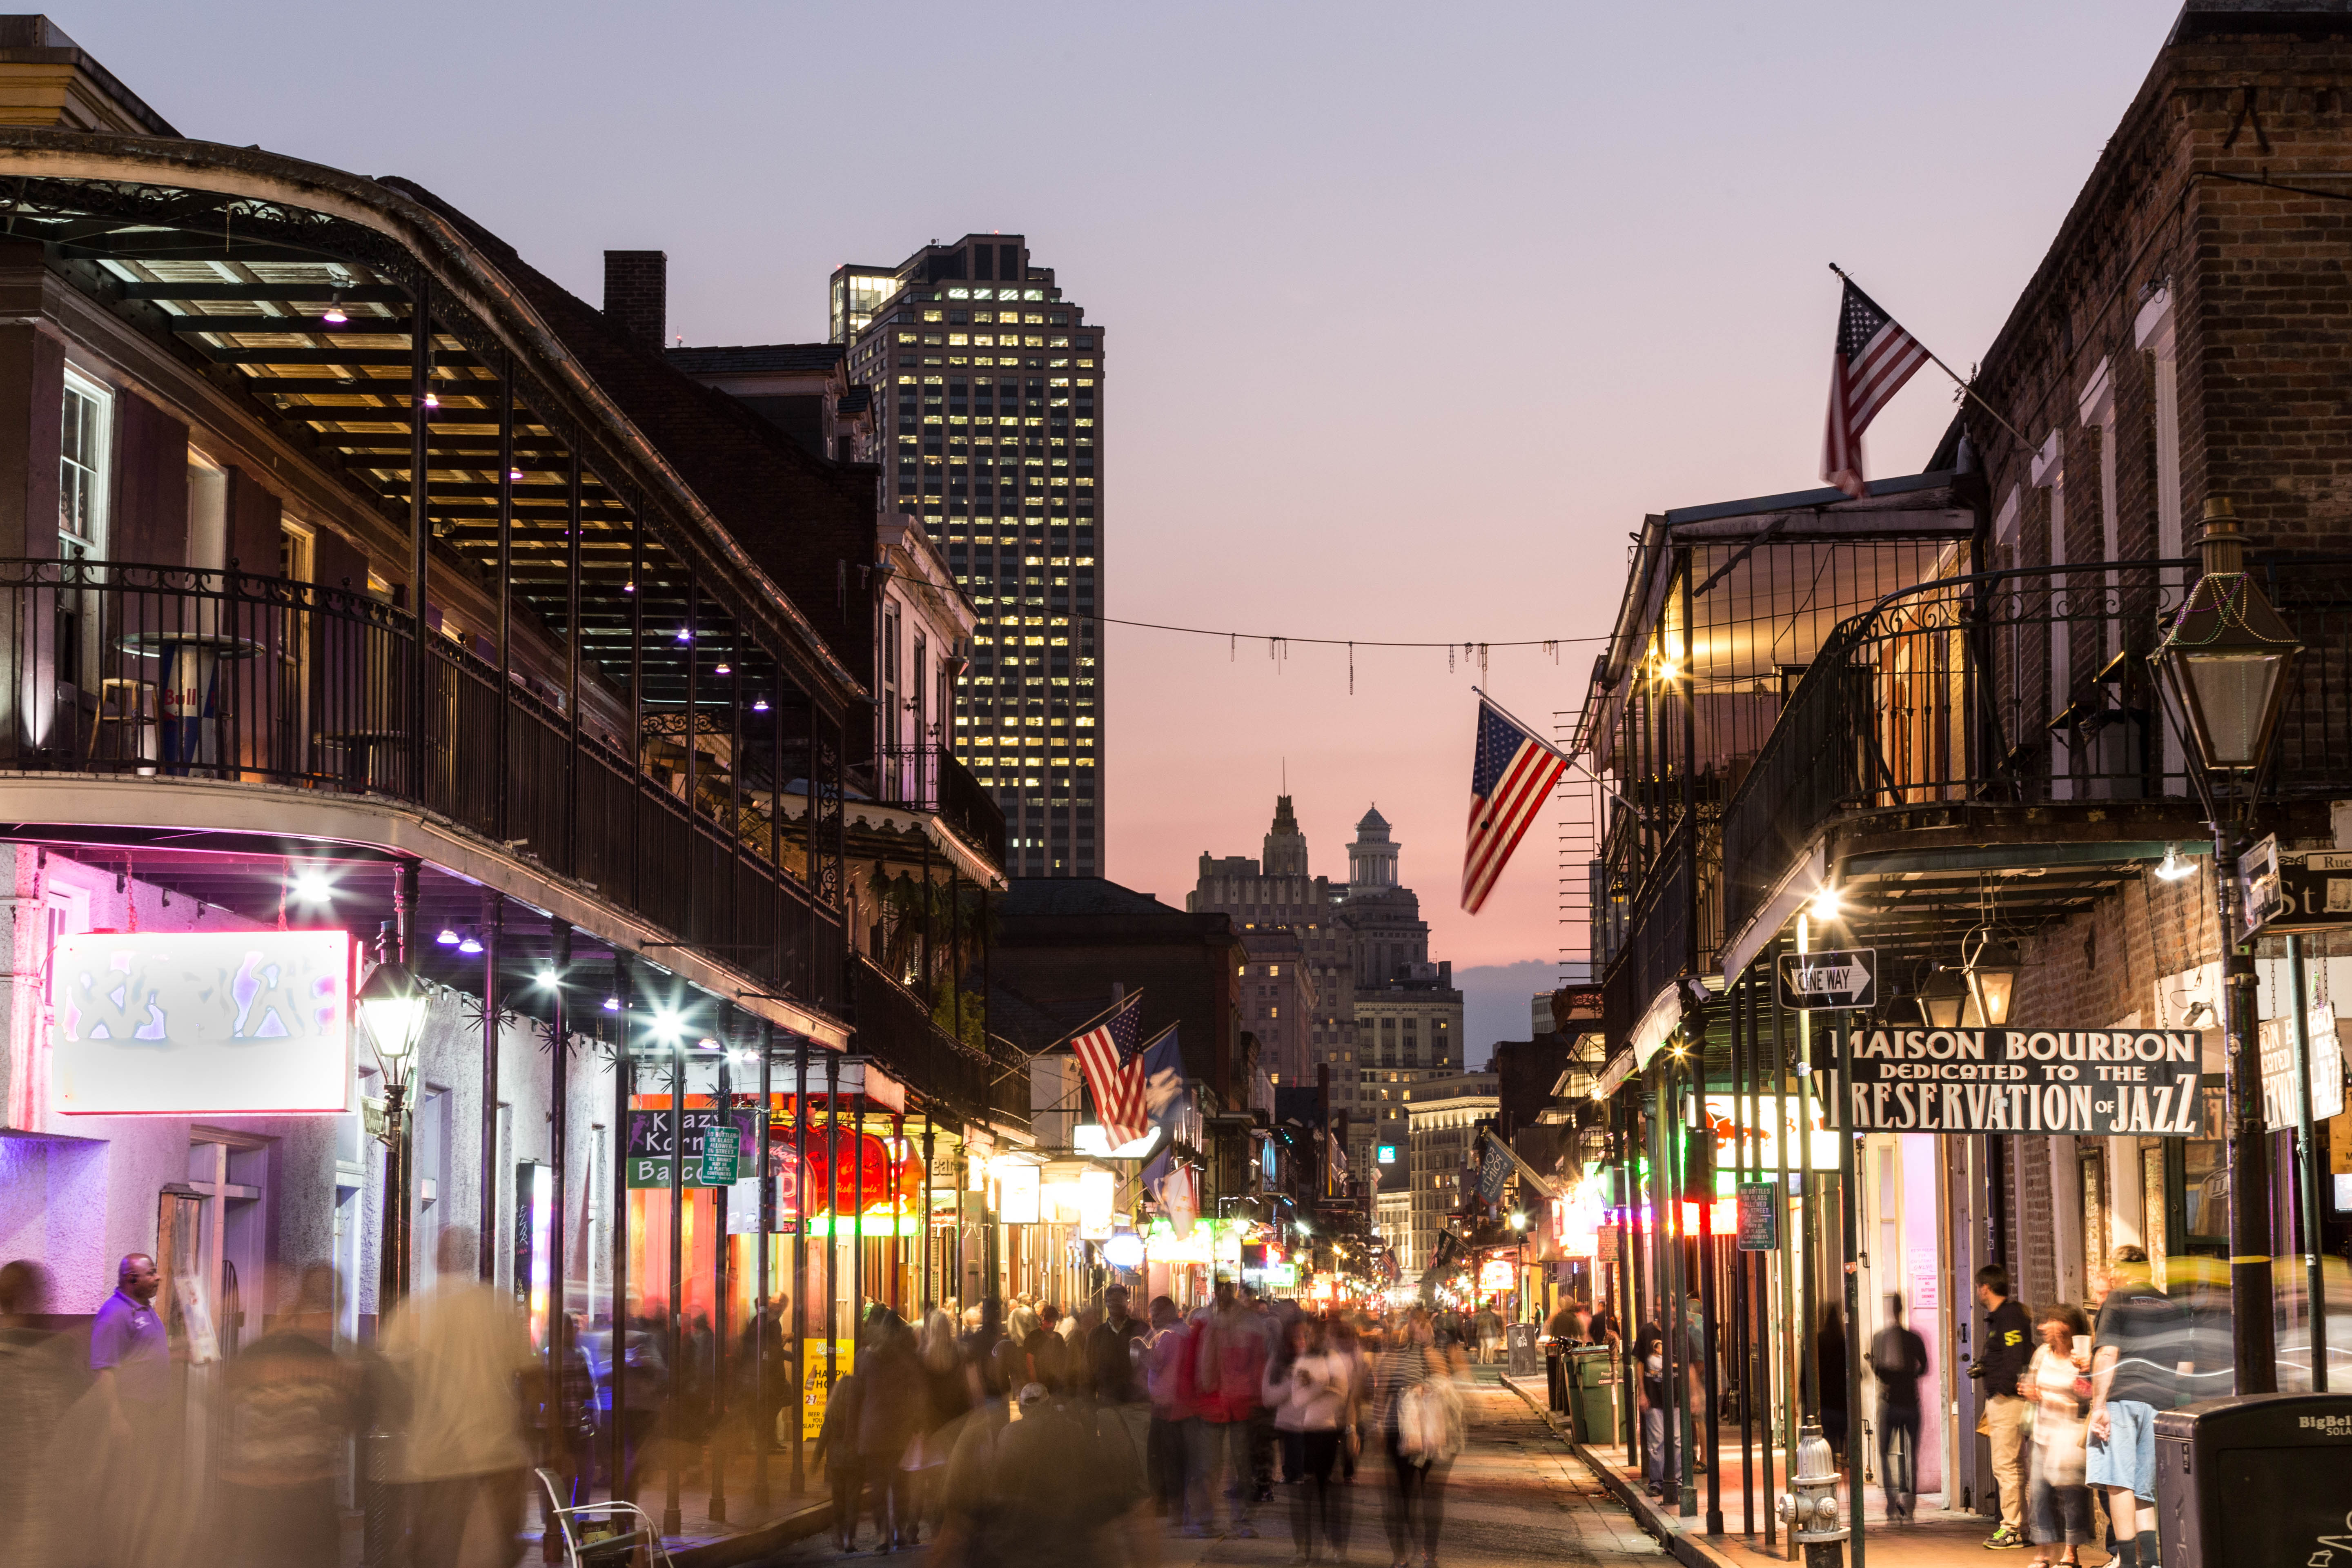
[61,366,114,557]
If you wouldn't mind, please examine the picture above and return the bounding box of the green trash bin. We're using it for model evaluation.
[1566,1346,1618,1444]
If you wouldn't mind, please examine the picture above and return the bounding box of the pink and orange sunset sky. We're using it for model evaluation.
[80,0,2187,1051]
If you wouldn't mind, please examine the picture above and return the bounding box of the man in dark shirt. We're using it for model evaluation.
[1088,1285,1151,1469]
[1868,1294,1929,1522]
[2088,1246,2183,1568]
[1633,1319,1677,1498]
[1971,1264,2033,1549]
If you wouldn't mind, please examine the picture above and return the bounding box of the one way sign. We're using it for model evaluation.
[1776,948,1878,1011]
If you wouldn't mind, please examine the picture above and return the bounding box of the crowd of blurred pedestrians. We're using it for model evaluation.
[0,1238,1509,1568]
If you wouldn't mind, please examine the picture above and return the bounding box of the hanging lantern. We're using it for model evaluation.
[1914,966,1970,1029]
[1963,940,2021,1030]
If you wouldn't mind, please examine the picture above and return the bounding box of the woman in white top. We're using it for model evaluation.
[1264,1315,1355,1566]
[2025,1303,2095,1568]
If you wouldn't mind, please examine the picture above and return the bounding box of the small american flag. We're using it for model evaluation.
[1822,278,1930,501]
[1071,993,1149,1149]
[1463,698,1569,915]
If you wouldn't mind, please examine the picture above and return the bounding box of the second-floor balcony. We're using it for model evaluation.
[0,555,849,1013]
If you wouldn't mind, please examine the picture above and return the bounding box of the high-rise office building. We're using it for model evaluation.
[831,236,1103,878]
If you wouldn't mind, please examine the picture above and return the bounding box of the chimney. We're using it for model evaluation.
[603,250,666,352]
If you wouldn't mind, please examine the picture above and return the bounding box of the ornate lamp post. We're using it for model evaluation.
[2152,496,2301,1396]
[360,956,430,1314]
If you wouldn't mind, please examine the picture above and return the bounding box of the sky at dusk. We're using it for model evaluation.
[77,0,2185,1035]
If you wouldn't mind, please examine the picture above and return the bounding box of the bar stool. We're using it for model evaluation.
[91,677,156,764]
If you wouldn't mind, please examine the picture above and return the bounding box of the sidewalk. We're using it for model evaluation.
[1497,1374,2121,1568]
[520,1446,833,1568]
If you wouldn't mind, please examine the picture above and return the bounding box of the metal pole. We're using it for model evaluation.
[494,362,512,841]
[1776,938,1797,1563]
[407,278,431,805]
[548,920,573,1501]
[710,1046,731,1525]
[854,1096,866,1332]
[825,1050,841,1419]
[792,1034,810,1496]
[755,1022,774,1506]
[664,1034,684,1536]
[610,955,632,1504]
[1703,1073,1723,1534]
[1836,1009,1864,1568]
[480,891,502,1281]
[2214,828,2278,1393]
[922,1121,937,1312]
[2287,933,2328,1392]
[1735,967,1754,1539]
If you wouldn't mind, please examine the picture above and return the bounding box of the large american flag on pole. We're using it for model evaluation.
[1822,278,1930,501]
[1463,698,1570,915]
[1071,992,1149,1149]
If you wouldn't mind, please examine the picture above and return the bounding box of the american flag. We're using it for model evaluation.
[1071,993,1149,1149]
[1463,698,1570,915]
[1822,278,1931,501]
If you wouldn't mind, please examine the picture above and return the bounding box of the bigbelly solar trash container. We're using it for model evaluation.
[1566,1345,1618,1445]
[2153,1392,2352,1567]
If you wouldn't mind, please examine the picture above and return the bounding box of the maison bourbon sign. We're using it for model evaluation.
[1821,1027,2206,1136]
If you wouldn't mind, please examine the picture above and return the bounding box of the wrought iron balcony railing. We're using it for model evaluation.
[0,557,845,1011]
[872,742,1007,867]
[1718,557,2352,937]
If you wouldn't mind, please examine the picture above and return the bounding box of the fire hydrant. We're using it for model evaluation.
[1775,1421,1848,1567]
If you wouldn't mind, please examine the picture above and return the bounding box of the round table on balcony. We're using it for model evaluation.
[116,629,265,773]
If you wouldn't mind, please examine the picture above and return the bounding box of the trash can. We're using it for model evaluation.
[1506,1321,1540,1378]
[2153,1392,2352,1566]
[1566,1345,1618,1446]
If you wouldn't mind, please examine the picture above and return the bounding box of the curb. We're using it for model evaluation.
[1494,1373,1741,1568]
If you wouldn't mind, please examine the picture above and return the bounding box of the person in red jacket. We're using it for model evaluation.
[1195,1281,1271,1539]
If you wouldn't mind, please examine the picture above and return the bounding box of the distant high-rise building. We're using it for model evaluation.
[831,236,1103,877]
[1189,798,1461,1182]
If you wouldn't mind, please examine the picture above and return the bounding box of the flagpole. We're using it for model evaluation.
[1827,263,2028,448]
[1470,685,1633,808]
[1047,989,1144,1055]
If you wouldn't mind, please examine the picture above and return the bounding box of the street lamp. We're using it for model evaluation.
[2152,494,2302,1399]
[359,958,430,1312]
[2153,499,2301,779]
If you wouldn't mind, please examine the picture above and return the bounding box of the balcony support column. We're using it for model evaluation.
[610,953,632,1506]
[479,889,502,1282]
[685,580,700,942]
[754,1019,774,1508]
[494,362,513,842]
[407,279,431,805]
[546,918,573,1512]
[565,450,582,874]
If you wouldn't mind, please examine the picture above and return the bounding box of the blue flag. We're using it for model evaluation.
[1140,1025,1191,1189]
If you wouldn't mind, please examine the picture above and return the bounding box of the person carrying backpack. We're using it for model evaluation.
[1374,1307,1461,1568]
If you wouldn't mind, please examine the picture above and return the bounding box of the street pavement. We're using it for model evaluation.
[755,1370,1666,1566]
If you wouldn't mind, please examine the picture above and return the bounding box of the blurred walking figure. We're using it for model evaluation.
[1089,1284,1152,1471]
[1376,1306,1461,1568]
[858,1311,925,1550]
[80,1250,188,1568]
[813,1365,864,1552]
[2088,1247,2183,1568]
[222,1262,367,1568]
[934,1379,1150,1568]
[381,1226,537,1568]
[1263,1315,1353,1566]
[1866,1293,1927,1523]
[1142,1296,1193,1524]
[909,1307,971,1540]
[2027,1303,2096,1566]
[0,1260,74,1566]
[1197,1280,1271,1536]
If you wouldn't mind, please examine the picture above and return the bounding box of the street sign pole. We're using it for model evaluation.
[2287,935,2328,1393]
[1836,1008,1865,1568]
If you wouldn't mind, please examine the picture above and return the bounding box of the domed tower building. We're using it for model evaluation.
[1337,808,1461,1182]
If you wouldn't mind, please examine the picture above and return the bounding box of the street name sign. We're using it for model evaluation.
[2240,836,2352,936]
[1822,1026,2205,1136]
[1776,948,1878,1011]
[626,1107,761,1188]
